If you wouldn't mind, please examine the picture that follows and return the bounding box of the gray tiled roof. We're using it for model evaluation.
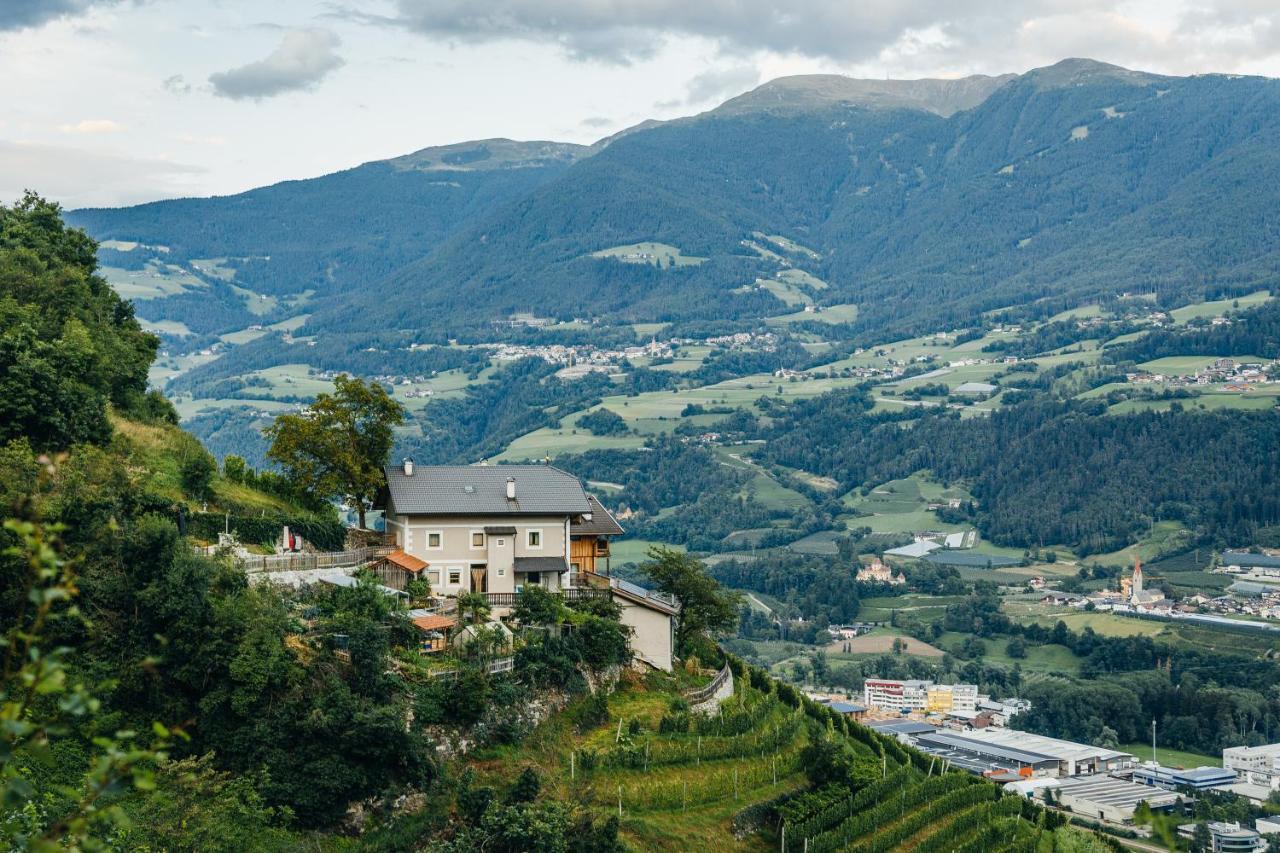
[570,495,625,536]
[514,556,568,572]
[385,464,591,516]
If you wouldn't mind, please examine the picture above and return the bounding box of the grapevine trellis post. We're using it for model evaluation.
[617,786,622,818]
[570,750,575,780]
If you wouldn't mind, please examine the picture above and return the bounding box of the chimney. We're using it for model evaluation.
[403,459,414,476]
[506,477,516,500]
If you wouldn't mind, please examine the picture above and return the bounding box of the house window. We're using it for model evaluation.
[426,531,442,549]
[527,529,542,549]
[429,570,441,585]
[497,568,506,577]
[448,569,461,585]
[471,531,485,548]
[497,538,505,547]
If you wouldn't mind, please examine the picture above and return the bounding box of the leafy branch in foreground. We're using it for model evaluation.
[1,464,179,851]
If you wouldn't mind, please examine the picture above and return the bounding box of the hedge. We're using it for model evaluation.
[189,511,346,551]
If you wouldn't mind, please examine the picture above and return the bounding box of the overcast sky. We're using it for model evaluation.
[4,0,1280,208]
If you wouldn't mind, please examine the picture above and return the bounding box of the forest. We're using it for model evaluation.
[761,392,1280,553]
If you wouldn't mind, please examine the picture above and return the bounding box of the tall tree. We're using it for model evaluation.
[641,546,740,657]
[264,374,404,529]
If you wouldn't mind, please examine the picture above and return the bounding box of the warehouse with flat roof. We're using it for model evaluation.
[908,728,1136,777]
[1047,775,1182,823]
[1132,764,1238,791]
[914,731,1061,777]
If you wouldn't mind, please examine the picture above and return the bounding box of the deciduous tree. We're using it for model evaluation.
[264,374,404,528]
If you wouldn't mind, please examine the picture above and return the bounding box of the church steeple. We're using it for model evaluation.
[1130,556,1144,603]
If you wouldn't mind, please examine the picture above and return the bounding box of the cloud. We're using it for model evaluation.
[209,27,345,100]
[580,116,614,128]
[683,66,760,104]
[382,1,1280,74]
[162,74,192,95]
[58,118,123,134]
[0,0,121,32]
[0,140,204,208]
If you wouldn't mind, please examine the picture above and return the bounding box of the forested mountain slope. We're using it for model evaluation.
[317,58,1280,341]
[70,59,1280,347]
[64,140,586,336]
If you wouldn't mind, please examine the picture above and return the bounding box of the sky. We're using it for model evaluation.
[4,0,1280,208]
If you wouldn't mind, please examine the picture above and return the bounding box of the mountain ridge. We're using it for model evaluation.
[67,59,1280,349]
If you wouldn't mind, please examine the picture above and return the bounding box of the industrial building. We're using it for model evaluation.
[906,728,1136,778]
[1224,743,1280,790]
[1132,764,1238,792]
[1178,821,1267,852]
[867,720,937,739]
[862,678,933,713]
[1035,775,1181,823]
[861,678,980,715]
[914,730,1060,777]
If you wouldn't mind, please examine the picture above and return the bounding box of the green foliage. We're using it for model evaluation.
[577,408,629,436]
[264,374,404,528]
[573,691,610,732]
[571,615,632,671]
[641,546,741,655]
[505,767,541,804]
[180,447,217,502]
[112,756,300,852]
[1,513,175,850]
[187,510,345,550]
[0,194,157,452]
[512,585,567,626]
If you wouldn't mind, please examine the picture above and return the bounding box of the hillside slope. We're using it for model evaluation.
[64,140,587,337]
[318,59,1280,341]
[416,657,1115,852]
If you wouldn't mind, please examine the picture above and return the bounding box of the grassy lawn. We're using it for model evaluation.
[766,302,858,326]
[1015,608,1169,638]
[591,242,706,267]
[1118,742,1221,768]
[1169,290,1272,324]
[1109,390,1280,415]
[101,262,206,300]
[758,278,812,307]
[609,539,681,566]
[1136,355,1223,374]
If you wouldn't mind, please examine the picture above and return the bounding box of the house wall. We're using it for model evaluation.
[389,513,567,595]
[618,597,673,672]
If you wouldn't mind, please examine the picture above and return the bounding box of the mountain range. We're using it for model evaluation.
[69,58,1280,348]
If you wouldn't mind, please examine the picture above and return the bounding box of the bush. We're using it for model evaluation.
[188,511,345,550]
[181,450,216,501]
[574,691,610,732]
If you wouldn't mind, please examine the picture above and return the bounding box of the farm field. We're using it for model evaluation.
[101,262,206,300]
[1109,389,1280,415]
[824,630,945,657]
[936,633,1083,674]
[766,302,859,326]
[609,539,682,567]
[858,595,969,624]
[1168,290,1272,324]
[497,372,868,460]
[1010,607,1169,638]
[590,242,706,267]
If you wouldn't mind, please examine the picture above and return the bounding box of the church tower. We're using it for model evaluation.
[1130,557,1144,604]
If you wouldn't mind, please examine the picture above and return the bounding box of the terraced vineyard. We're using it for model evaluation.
[503,659,1118,851]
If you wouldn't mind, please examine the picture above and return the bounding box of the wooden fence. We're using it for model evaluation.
[234,546,394,574]
[684,663,733,705]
